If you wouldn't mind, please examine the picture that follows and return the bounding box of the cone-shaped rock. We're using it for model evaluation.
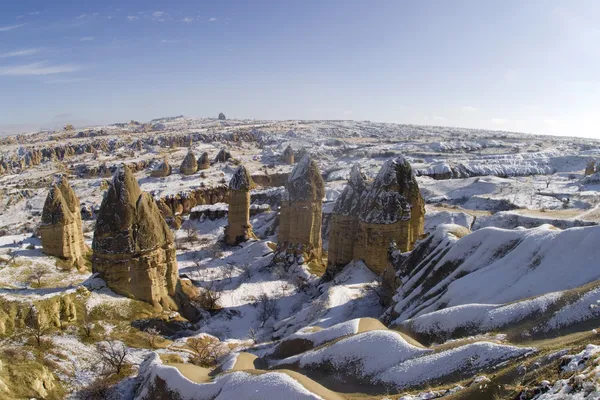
[225,165,256,245]
[277,155,325,262]
[585,160,596,176]
[40,176,89,268]
[180,151,198,175]
[282,145,294,165]
[150,159,172,178]
[353,157,425,274]
[214,149,232,163]
[92,165,190,312]
[198,152,210,170]
[324,164,367,279]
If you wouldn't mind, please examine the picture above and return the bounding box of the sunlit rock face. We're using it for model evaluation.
[179,151,198,175]
[324,164,367,279]
[353,157,425,274]
[225,165,256,245]
[150,159,172,178]
[325,157,425,277]
[277,155,325,264]
[197,152,210,170]
[282,145,295,165]
[92,165,185,311]
[39,176,89,268]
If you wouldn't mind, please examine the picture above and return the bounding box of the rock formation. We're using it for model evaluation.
[92,165,195,313]
[150,159,171,178]
[197,152,210,170]
[214,148,232,163]
[225,165,256,245]
[276,155,325,263]
[282,145,294,165]
[39,176,89,268]
[585,159,596,176]
[180,151,198,175]
[324,164,367,279]
[351,157,425,275]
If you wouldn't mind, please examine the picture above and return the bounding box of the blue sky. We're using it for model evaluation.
[1,1,599,138]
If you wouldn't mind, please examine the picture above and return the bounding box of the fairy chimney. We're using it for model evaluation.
[151,159,172,178]
[225,165,256,245]
[324,164,367,279]
[39,176,89,268]
[198,152,210,170]
[180,151,198,175]
[585,160,596,176]
[214,149,232,163]
[277,155,325,263]
[92,165,189,311]
[282,145,294,165]
[353,157,425,274]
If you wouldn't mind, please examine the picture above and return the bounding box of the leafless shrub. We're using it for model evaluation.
[96,341,131,375]
[194,281,222,311]
[187,336,227,367]
[223,263,235,283]
[25,320,49,347]
[257,293,279,327]
[248,328,258,345]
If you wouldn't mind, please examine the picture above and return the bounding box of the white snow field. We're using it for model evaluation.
[2,117,600,399]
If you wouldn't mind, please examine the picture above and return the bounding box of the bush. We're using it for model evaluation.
[257,293,279,327]
[187,336,227,367]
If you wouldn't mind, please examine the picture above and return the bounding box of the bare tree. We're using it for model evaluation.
[223,263,235,283]
[194,281,222,311]
[545,176,552,189]
[257,293,279,327]
[25,321,48,347]
[82,307,94,338]
[281,282,291,297]
[143,327,161,348]
[186,336,225,367]
[28,265,50,287]
[248,328,258,345]
[96,341,130,375]
[185,225,199,243]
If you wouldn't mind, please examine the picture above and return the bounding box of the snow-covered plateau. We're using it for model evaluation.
[1,117,600,400]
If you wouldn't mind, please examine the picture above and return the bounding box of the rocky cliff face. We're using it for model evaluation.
[282,145,294,165]
[325,157,425,278]
[179,151,198,175]
[197,152,210,170]
[39,176,89,268]
[150,159,171,177]
[225,165,256,245]
[324,164,367,279]
[353,157,425,275]
[277,156,325,263]
[92,166,195,314]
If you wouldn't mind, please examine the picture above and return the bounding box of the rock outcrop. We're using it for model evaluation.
[179,151,198,175]
[150,159,171,178]
[214,149,232,163]
[225,165,257,245]
[276,156,325,263]
[324,164,367,279]
[585,159,596,176]
[352,157,425,275]
[282,145,294,165]
[39,176,89,268]
[92,166,196,314]
[198,152,210,170]
[325,157,425,278]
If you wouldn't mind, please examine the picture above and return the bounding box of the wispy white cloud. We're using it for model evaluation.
[76,13,87,19]
[0,61,81,76]
[0,23,26,32]
[492,118,507,125]
[152,11,169,21]
[44,77,88,84]
[182,17,194,23]
[0,48,42,58]
[80,36,95,42]
[461,105,477,112]
[208,17,217,22]
[127,15,139,21]
[160,39,180,44]
[28,11,40,16]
